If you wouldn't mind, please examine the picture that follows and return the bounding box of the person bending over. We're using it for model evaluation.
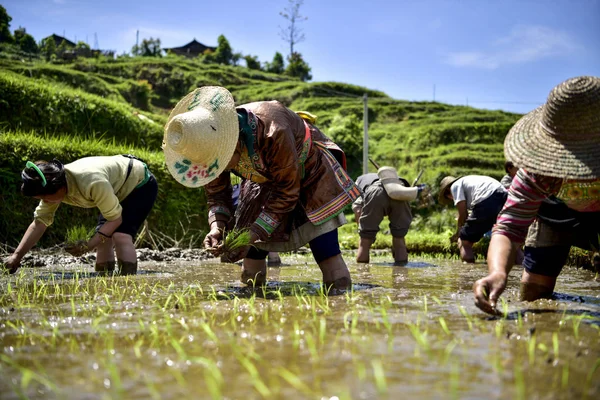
[2,155,157,275]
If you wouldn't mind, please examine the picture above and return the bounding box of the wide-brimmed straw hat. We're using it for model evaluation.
[438,176,460,205]
[162,86,238,187]
[377,167,414,200]
[505,76,600,180]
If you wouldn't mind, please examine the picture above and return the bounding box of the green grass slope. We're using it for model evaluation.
[0,56,526,254]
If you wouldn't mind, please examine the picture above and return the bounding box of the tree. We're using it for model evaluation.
[14,27,38,53]
[265,52,285,74]
[244,55,262,70]
[56,39,70,57]
[40,37,56,61]
[0,5,13,43]
[285,52,312,81]
[231,52,242,66]
[214,34,233,65]
[279,0,307,58]
[327,114,363,178]
[75,40,91,57]
[132,37,162,57]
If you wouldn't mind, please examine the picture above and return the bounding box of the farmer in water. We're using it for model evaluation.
[474,76,600,314]
[438,175,508,263]
[352,166,429,264]
[2,155,158,275]
[162,86,360,291]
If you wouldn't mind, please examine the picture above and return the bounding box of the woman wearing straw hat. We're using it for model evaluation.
[162,86,361,291]
[2,156,157,275]
[474,76,600,314]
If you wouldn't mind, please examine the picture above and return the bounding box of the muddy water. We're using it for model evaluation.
[0,253,599,399]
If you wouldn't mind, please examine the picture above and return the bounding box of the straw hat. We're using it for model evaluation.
[438,176,460,205]
[162,86,238,187]
[504,76,600,180]
[377,167,415,200]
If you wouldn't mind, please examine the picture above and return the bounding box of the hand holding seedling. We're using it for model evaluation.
[64,240,89,257]
[221,229,258,263]
[473,272,507,315]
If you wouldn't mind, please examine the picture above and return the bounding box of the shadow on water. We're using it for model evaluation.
[210,281,379,300]
[553,291,600,306]
[484,308,600,326]
[367,261,438,268]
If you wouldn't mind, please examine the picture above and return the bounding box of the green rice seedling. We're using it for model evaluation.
[407,322,430,354]
[495,321,504,339]
[235,352,271,397]
[438,317,451,336]
[585,358,600,395]
[552,332,559,360]
[458,306,473,331]
[221,228,253,253]
[64,224,94,245]
[318,317,327,345]
[371,359,388,394]
[514,364,526,400]
[278,367,313,397]
[527,335,537,365]
[561,363,569,389]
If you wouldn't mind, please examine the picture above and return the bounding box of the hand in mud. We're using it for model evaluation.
[203,227,224,256]
[64,240,89,257]
[473,272,507,315]
[2,254,20,274]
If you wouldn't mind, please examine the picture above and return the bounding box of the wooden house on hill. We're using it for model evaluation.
[42,34,76,48]
[164,39,216,57]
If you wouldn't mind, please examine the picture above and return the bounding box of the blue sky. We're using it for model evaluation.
[4,0,599,113]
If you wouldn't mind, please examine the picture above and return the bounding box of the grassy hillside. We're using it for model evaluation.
[0,54,525,252]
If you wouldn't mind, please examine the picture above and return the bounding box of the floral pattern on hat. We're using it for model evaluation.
[173,158,220,184]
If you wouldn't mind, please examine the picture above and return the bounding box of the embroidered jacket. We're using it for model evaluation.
[204,101,360,241]
[492,168,600,243]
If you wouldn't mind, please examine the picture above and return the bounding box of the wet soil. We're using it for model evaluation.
[0,251,599,399]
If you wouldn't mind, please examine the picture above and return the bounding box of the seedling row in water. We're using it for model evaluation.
[0,262,599,399]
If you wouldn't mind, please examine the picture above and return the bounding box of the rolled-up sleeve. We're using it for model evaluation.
[492,169,562,243]
[33,201,60,227]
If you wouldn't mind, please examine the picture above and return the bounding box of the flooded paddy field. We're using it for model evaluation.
[1,253,599,399]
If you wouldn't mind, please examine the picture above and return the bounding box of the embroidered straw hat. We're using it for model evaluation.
[505,76,600,180]
[438,176,461,205]
[162,86,238,187]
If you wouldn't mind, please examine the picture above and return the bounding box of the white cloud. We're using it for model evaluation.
[445,25,581,69]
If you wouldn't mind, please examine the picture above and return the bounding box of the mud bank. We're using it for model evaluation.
[2,247,213,269]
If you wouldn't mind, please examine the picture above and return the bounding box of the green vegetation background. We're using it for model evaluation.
[0,51,594,268]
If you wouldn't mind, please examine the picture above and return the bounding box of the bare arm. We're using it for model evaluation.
[473,234,518,314]
[13,220,47,260]
[455,200,467,232]
[3,220,47,273]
